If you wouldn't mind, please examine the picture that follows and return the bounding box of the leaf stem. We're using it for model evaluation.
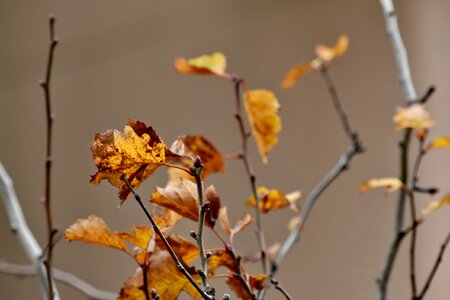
[40,14,59,300]
[120,175,212,300]
[192,158,211,291]
[232,77,268,276]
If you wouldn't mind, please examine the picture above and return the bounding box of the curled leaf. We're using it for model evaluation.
[281,63,313,88]
[422,194,450,216]
[175,52,228,77]
[247,186,301,213]
[359,178,404,194]
[393,104,434,131]
[244,89,281,164]
[218,207,253,243]
[90,119,167,202]
[151,176,221,228]
[314,34,349,64]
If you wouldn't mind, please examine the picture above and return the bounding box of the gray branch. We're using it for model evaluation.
[0,162,60,299]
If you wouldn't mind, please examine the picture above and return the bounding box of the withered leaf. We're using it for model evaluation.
[422,194,450,216]
[244,89,282,164]
[359,178,404,194]
[393,104,434,132]
[246,186,301,213]
[90,119,167,202]
[151,176,221,228]
[218,207,253,243]
[207,249,239,275]
[175,52,229,78]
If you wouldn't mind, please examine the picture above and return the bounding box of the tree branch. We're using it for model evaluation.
[39,14,59,300]
[120,175,212,300]
[0,163,60,299]
[0,260,116,300]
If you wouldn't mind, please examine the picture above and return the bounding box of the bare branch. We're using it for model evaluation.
[0,260,116,300]
[0,163,60,299]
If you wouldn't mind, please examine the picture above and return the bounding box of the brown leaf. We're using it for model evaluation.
[185,135,225,178]
[175,52,229,78]
[151,176,221,228]
[244,89,281,164]
[218,207,253,242]
[248,274,267,291]
[208,249,239,275]
[246,186,301,213]
[393,104,434,131]
[226,275,253,300]
[90,119,167,202]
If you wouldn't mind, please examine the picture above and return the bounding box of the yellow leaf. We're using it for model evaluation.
[393,104,434,131]
[359,178,404,194]
[175,52,228,77]
[244,89,281,164]
[281,63,313,88]
[315,35,349,62]
[422,194,450,216]
[426,136,450,152]
[90,119,167,202]
[247,186,301,213]
[65,215,127,252]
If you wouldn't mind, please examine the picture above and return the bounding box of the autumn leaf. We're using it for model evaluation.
[359,178,404,194]
[422,194,450,216]
[218,207,253,243]
[246,186,301,213]
[207,249,239,274]
[90,119,168,202]
[175,52,229,78]
[249,274,267,291]
[282,34,348,88]
[393,104,434,131]
[244,89,281,164]
[151,176,221,228]
[425,136,450,152]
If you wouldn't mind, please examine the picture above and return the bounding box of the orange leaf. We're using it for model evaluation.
[359,178,404,194]
[208,249,239,274]
[218,207,253,242]
[65,215,127,252]
[90,119,167,202]
[249,274,267,291]
[425,136,450,152]
[226,275,253,300]
[247,186,301,213]
[185,135,225,178]
[151,176,221,228]
[422,194,450,216]
[393,104,434,131]
[175,52,228,77]
[281,63,313,88]
[244,89,281,164]
[315,34,348,63]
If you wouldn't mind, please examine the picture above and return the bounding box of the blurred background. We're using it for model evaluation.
[1,0,449,299]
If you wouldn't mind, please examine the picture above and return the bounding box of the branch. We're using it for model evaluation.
[379,0,417,103]
[39,14,59,300]
[270,279,292,300]
[0,163,60,299]
[232,77,268,276]
[0,260,116,300]
[417,231,450,299]
[120,175,212,300]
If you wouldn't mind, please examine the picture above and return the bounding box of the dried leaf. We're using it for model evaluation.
[281,63,313,88]
[218,207,253,242]
[422,194,450,216]
[426,136,450,152]
[208,249,239,274]
[393,104,434,131]
[226,275,253,300]
[315,34,348,63]
[247,187,301,213]
[185,135,225,178]
[175,52,228,77]
[169,136,186,156]
[90,119,167,202]
[359,178,404,194]
[151,176,221,228]
[249,274,267,291]
[266,243,280,263]
[244,89,281,164]
[287,217,300,232]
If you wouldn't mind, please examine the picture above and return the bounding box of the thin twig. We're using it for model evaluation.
[0,163,60,299]
[417,231,450,299]
[39,14,59,300]
[141,264,151,300]
[120,175,212,300]
[232,77,268,276]
[192,158,210,291]
[270,279,292,300]
[0,260,116,300]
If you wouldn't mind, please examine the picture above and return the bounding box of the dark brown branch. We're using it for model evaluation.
[232,77,268,275]
[39,14,59,300]
[270,279,292,300]
[0,260,116,300]
[141,264,151,300]
[120,175,212,300]
[417,231,450,299]
[407,191,418,297]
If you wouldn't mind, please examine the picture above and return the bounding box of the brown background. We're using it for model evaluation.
[1,0,449,299]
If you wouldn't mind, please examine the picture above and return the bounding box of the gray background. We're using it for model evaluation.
[1,0,449,299]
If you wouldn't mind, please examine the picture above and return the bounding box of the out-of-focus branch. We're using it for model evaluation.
[0,163,60,299]
[379,0,417,103]
[0,260,116,300]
